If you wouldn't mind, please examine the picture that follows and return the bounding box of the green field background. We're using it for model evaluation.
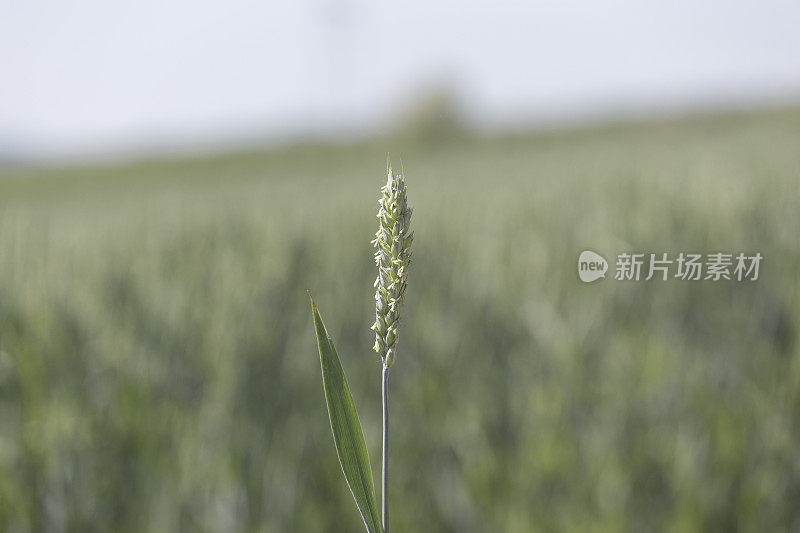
[0,109,799,531]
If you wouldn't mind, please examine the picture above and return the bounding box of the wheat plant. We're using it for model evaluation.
[310,161,412,533]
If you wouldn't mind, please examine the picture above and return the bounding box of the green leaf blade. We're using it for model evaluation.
[310,296,382,533]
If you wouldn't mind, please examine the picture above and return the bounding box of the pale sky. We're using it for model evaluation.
[1,0,799,159]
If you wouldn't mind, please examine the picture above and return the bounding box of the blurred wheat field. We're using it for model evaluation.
[0,109,799,531]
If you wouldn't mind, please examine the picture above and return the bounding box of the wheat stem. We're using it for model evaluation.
[373,160,410,533]
[381,363,389,532]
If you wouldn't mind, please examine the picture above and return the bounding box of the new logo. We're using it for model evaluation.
[578,250,608,282]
